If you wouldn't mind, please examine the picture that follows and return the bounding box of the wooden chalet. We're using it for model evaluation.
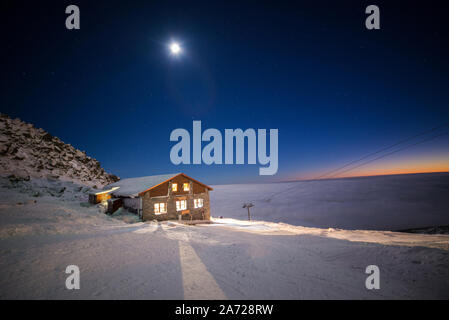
[89,173,213,221]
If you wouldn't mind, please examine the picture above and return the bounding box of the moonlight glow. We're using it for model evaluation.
[170,42,181,55]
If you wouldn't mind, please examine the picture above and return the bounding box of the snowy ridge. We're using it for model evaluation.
[207,218,449,251]
[0,114,119,188]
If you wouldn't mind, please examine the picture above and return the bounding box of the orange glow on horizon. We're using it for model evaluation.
[289,168,449,182]
[288,153,449,181]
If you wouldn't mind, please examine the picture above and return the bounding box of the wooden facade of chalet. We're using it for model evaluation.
[88,188,117,204]
[88,192,111,204]
[90,173,213,222]
[139,174,212,221]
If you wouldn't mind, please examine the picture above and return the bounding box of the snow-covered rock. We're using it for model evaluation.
[0,113,119,188]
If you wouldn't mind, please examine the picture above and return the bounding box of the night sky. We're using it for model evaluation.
[1,0,448,184]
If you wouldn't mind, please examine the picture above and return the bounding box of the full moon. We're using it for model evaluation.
[170,42,181,55]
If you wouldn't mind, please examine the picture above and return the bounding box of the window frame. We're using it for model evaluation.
[176,200,187,211]
[183,182,190,191]
[194,198,204,208]
[172,183,178,192]
[154,202,167,215]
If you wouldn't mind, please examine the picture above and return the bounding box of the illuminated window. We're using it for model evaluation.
[154,203,167,215]
[176,200,187,211]
[172,183,178,192]
[183,183,190,191]
[194,198,204,208]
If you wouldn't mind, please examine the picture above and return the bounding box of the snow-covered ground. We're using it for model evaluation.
[211,173,449,231]
[1,174,449,299]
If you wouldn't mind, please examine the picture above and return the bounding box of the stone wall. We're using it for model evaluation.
[142,189,210,221]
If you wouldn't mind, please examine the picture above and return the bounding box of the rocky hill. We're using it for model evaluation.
[0,114,119,188]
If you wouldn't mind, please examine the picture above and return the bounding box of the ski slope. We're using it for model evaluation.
[1,175,449,299]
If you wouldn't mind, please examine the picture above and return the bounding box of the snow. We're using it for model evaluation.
[104,173,181,197]
[210,173,449,231]
[0,174,449,299]
[0,114,118,188]
[123,197,140,211]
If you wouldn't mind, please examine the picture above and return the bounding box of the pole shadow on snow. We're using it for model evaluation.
[154,222,227,299]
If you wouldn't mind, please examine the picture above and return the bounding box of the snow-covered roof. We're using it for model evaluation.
[94,187,119,195]
[104,173,181,197]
